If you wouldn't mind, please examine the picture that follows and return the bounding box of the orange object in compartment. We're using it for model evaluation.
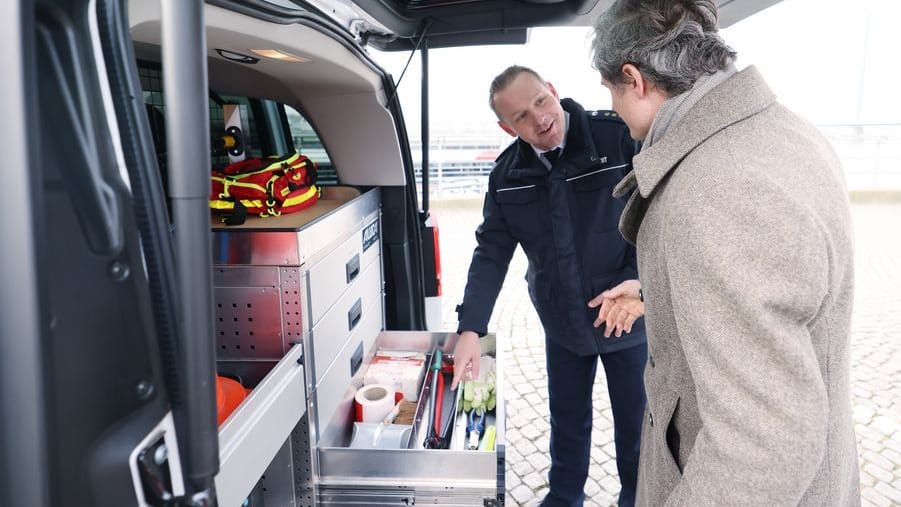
[216,376,247,426]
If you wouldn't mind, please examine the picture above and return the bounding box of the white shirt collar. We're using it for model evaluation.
[532,111,569,168]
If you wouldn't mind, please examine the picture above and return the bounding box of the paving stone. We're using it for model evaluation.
[507,398,529,412]
[505,470,522,490]
[583,477,601,496]
[520,424,543,440]
[512,460,534,478]
[508,414,530,430]
[590,445,610,463]
[509,484,536,506]
[586,491,617,507]
[516,439,539,456]
[862,450,895,473]
[864,463,895,483]
[522,472,547,490]
[524,393,544,406]
[854,387,874,399]
[526,452,550,472]
[515,382,537,396]
[859,470,877,487]
[517,406,541,423]
[506,447,523,465]
[873,482,901,505]
[596,416,613,431]
[862,486,893,507]
[855,405,876,423]
[856,424,885,442]
[883,434,901,452]
[859,437,883,453]
[532,487,550,506]
[599,475,620,493]
[871,416,899,437]
[601,459,619,476]
[534,436,550,453]
[602,442,616,458]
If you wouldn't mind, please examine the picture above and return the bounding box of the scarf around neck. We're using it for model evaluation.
[642,64,738,150]
[613,64,737,203]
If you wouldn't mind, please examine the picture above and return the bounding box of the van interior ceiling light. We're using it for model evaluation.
[215,48,260,64]
[249,49,311,63]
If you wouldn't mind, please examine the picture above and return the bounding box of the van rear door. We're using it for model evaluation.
[305,0,784,50]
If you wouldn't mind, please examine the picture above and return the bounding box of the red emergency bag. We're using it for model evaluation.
[210,153,320,225]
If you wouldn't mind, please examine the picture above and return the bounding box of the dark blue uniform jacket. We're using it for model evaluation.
[457,98,647,355]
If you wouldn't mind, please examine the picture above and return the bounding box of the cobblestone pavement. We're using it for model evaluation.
[432,198,901,507]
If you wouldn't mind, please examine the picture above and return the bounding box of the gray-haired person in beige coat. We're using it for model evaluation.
[587,0,861,505]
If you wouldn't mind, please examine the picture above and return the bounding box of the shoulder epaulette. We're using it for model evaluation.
[589,110,623,122]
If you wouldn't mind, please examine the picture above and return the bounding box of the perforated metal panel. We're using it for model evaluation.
[292,413,315,507]
[213,266,304,361]
[215,287,283,359]
[280,266,304,345]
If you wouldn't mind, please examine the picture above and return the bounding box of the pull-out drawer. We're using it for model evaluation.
[315,332,505,507]
[306,217,380,329]
[215,343,306,507]
[309,257,383,387]
[313,298,383,441]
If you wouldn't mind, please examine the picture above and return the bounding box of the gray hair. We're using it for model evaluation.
[591,0,736,96]
[489,65,546,118]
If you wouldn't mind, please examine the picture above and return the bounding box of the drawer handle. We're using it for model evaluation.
[350,341,364,377]
[346,254,360,283]
[348,298,362,331]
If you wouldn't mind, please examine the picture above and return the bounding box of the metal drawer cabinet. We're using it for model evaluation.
[315,332,505,507]
[210,187,381,386]
[208,187,384,506]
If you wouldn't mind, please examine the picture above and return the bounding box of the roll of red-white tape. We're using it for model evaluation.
[354,384,395,423]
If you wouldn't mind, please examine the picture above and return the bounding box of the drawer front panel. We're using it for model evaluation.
[307,218,381,328]
[309,257,382,385]
[313,304,382,441]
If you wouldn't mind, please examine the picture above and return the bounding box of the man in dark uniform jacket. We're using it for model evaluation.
[450,66,647,507]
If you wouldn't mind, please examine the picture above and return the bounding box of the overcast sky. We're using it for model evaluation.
[372,0,901,136]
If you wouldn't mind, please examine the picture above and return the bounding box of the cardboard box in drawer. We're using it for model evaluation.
[363,350,426,401]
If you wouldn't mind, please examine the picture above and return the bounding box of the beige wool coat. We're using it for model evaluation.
[617,66,860,506]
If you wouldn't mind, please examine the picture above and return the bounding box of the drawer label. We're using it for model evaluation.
[362,220,379,252]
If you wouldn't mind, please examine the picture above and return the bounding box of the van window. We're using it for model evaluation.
[137,61,337,186]
[284,105,338,185]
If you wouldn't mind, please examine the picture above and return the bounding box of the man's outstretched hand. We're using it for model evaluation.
[588,279,645,338]
[451,330,482,390]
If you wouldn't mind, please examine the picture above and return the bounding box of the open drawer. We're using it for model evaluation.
[315,332,505,507]
[214,344,306,506]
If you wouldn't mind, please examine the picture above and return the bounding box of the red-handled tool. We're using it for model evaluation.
[434,369,445,436]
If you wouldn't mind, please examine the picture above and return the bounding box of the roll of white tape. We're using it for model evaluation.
[354,384,395,423]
